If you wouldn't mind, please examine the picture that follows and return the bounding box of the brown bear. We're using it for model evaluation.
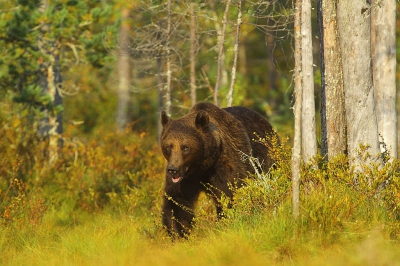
[160,102,275,238]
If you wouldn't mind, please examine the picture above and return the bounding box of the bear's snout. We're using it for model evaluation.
[167,166,179,175]
[167,165,184,183]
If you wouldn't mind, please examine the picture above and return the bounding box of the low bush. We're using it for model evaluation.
[1,111,164,228]
[1,110,400,265]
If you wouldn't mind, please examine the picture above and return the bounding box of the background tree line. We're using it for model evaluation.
[1,0,296,139]
[0,1,399,207]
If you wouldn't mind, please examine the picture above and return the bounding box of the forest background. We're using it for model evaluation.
[1,0,400,265]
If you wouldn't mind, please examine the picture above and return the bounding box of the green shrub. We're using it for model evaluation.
[221,133,400,242]
[0,110,165,228]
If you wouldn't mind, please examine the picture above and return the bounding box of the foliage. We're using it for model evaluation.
[1,117,400,264]
[0,109,164,228]
[0,0,118,118]
[211,134,399,242]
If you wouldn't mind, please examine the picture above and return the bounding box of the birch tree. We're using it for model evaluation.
[189,2,197,107]
[372,0,398,159]
[116,6,131,131]
[337,0,381,170]
[317,0,346,160]
[227,0,242,107]
[300,0,317,164]
[292,0,302,219]
[165,0,172,115]
[37,0,63,164]
[213,0,231,107]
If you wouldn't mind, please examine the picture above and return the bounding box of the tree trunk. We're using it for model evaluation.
[165,0,172,115]
[189,2,197,107]
[317,0,346,161]
[116,7,131,131]
[300,0,317,164]
[38,0,62,164]
[213,0,231,107]
[157,56,164,143]
[292,0,302,219]
[337,0,381,170]
[266,22,278,112]
[227,0,242,107]
[372,0,398,159]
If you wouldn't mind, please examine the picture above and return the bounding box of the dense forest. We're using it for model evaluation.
[1,0,400,265]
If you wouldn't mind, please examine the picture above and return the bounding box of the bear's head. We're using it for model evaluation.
[160,110,221,184]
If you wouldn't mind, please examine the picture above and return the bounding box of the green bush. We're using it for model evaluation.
[0,110,165,228]
[221,134,400,241]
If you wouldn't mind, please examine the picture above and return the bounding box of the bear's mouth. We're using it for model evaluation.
[172,176,182,183]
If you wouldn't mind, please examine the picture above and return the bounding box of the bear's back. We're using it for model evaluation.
[224,106,275,170]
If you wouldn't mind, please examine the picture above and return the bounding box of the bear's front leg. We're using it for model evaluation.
[206,167,237,219]
[162,194,195,238]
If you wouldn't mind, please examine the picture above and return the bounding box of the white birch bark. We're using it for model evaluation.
[165,0,172,115]
[318,0,346,160]
[292,0,302,219]
[227,0,242,107]
[337,0,381,170]
[117,7,131,131]
[213,0,231,107]
[189,2,197,107]
[372,0,398,159]
[300,0,317,164]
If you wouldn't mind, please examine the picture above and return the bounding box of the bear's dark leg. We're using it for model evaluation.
[162,195,196,238]
[161,197,175,236]
[214,200,224,219]
[206,172,235,220]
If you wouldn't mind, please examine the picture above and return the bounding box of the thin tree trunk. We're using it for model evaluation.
[238,35,247,76]
[49,49,63,164]
[318,0,346,160]
[189,2,197,107]
[46,60,59,164]
[300,0,317,164]
[117,7,131,131]
[337,0,381,170]
[165,0,172,115]
[317,0,327,158]
[53,51,63,139]
[38,0,62,164]
[292,0,302,219]
[266,22,278,111]
[156,16,164,142]
[227,0,242,107]
[157,56,164,143]
[372,0,397,159]
[214,0,231,107]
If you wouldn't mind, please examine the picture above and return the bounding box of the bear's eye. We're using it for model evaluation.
[165,145,172,153]
[181,145,189,152]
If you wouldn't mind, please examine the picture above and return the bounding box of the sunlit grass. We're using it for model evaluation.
[1,114,400,265]
[2,202,400,266]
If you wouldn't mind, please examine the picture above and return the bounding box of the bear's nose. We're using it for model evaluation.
[167,166,179,175]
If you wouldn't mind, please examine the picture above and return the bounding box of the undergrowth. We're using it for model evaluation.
[0,112,164,229]
[1,112,400,265]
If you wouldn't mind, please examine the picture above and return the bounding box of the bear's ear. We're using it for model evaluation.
[161,111,170,127]
[195,110,209,128]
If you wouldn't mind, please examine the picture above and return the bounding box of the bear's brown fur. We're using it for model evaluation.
[160,102,275,238]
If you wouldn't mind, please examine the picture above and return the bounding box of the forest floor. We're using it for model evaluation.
[2,198,400,266]
[1,128,400,266]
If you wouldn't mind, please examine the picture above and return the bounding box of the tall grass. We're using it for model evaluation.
[1,113,400,265]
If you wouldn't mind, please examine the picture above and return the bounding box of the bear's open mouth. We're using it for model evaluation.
[172,176,182,183]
